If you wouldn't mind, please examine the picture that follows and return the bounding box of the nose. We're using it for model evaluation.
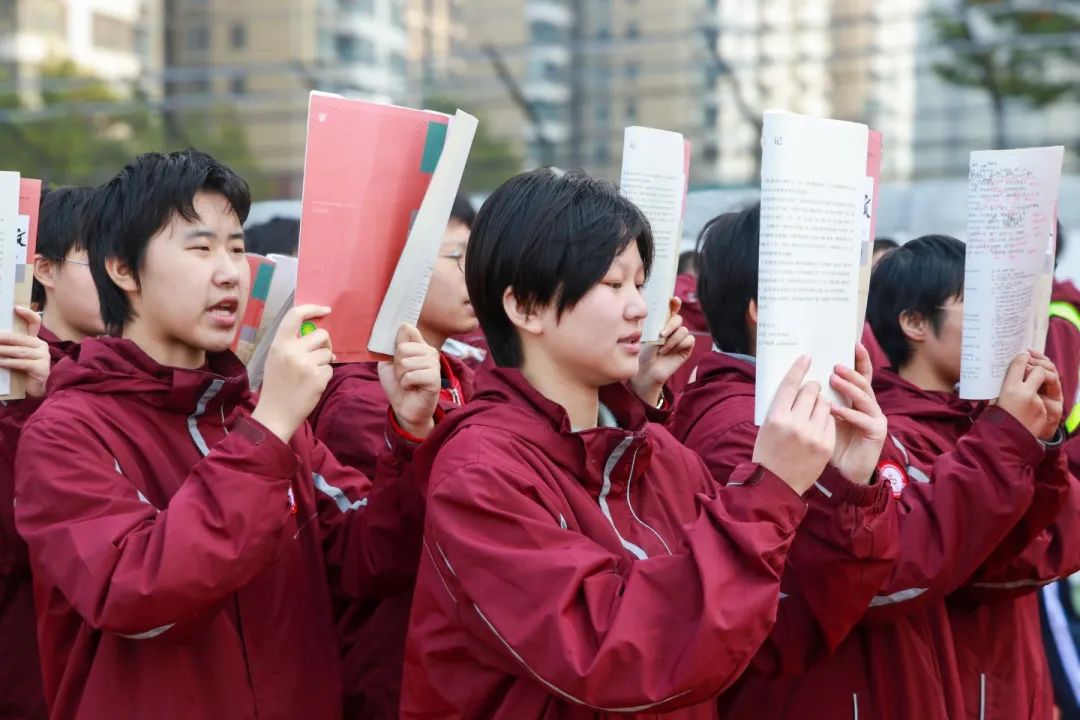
[626,284,648,321]
[213,247,243,288]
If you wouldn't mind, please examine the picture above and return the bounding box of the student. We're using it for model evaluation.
[308,196,480,718]
[444,196,489,366]
[669,204,899,718]
[872,237,899,268]
[400,169,844,719]
[0,185,103,719]
[1042,222,1080,720]
[13,149,443,720]
[244,216,300,257]
[869,235,1079,720]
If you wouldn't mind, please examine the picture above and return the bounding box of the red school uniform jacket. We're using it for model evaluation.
[1048,279,1080,419]
[13,337,423,720]
[668,351,899,719]
[308,353,473,719]
[0,327,76,720]
[401,366,809,719]
[876,371,1080,720]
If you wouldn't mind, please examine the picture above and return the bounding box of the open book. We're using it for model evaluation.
[755,112,870,425]
[295,92,476,362]
[232,254,276,364]
[619,127,691,343]
[258,253,298,347]
[0,174,41,401]
[959,146,1064,400]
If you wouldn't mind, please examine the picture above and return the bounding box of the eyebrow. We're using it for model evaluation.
[185,229,245,240]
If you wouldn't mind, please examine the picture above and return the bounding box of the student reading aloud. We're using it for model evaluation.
[667,205,900,719]
[869,235,1080,720]
[400,169,842,719]
[308,196,482,719]
[13,149,444,720]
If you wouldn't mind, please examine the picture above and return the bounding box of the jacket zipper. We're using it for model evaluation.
[979,673,987,720]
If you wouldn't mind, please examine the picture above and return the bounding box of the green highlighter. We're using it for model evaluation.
[300,320,318,337]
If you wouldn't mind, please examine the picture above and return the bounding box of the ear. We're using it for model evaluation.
[746,298,759,327]
[106,256,139,294]
[33,254,58,291]
[898,310,930,344]
[502,287,543,337]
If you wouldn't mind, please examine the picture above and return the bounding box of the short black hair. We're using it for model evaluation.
[245,216,300,257]
[32,185,96,308]
[465,168,653,367]
[867,234,966,370]
[86,149,251,336]
[874,237,899,255]
[696,204,760,355]
[678,250,697,275]
[450,195,476,229]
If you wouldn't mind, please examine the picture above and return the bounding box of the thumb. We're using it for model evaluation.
[396,322,426,348]
[14,306,41,337]
[668,296,682,319]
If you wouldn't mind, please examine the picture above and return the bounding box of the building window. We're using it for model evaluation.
[230,23,247,49]
[596,144,610,164]
[92,13,136,53]
[340,0,375,12]
[626,22,639,39]
[187,25,210,51]
[625,100,637,121]
[230,74,247,95]
[625,62,639,80]
[704,104,718,127]
[391,51,408,76]
[530,20,567,45]
[335,34,375,63]
[595,103,609,123]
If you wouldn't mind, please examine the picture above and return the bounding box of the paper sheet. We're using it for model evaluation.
[855,129,883,334]
[755,112,869,425]
[368,110,478,356]
[959,146,1064,399]
[618,126,689,342]
[0,172,20,396]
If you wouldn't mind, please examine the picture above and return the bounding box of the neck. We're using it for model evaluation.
[417,324,448,356]
[123,321,206,370]
[520,350,599,431]
[899,355,954,393]
[41,305,86,343]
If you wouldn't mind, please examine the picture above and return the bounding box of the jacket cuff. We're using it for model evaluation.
[814,466,891,511]
[230,415,302,478]
[641,383,675,425]
[725,463,807,532]
[974,406,1045,465]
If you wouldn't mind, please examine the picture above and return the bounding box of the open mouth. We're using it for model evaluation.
[208,297,239,319]
[618,332,642,345]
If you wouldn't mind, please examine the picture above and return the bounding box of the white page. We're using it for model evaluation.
[368,110,478,356]
[0,172,20,396]
[960,146,1064,399]
[262,253,298,338]
[755,112,868,425]
[619,126,687,342]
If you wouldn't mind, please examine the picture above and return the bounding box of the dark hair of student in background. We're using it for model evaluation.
[32,186,96,308]
[464,168,654,368]
[866,234,966,371]
[695,203,761,356]
[1056,221,1067,267]
[678,250,697,276]
[85,148,251,336]
[450,194,476,229]
[244,217,300,257]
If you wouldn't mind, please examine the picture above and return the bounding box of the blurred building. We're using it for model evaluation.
[0,0,163,101]
[164,0,411,196]
[406,0,465,99]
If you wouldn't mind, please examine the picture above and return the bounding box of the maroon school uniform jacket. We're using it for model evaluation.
[309,353,473,719]
[401,366,808,719]
[876,371,1080,720]
[14,337,423,720]
[0,327,75,719]
[669,352,899,719]
[862,322,891,371]
[1048,279,1080,474]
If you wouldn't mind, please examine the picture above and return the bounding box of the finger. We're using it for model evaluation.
[810,392,832,429]
[770,355,812,414]
[853,343,873,384]
[667,296,682,319]
[1038,367,1064,402]
[310,348,333,367]
[278,305,331,340]
[0,344,47,360]
[397,354,438,374]
[400,368,441,391]
[833,362,873,394]
[396,342,439,360]
[0,358,45,372]
[1022,366,1048,392]
[658,326,691,355]
[1003,352,1031,387]
[0,333,48,349]
[659,313,684,341]
[1026,356,1059,376]
[792,381,823,418]
[297,328,332,352]
[395,323,426,349]
[830,372,878,414]
[830,403,882,434]
[1028,349,1047,361]
[13,306,41,337]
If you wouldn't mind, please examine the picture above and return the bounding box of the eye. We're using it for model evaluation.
[230,246,246,255]
[635,283,646,291]
[605,281,623,290]
[190,245,210,252]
